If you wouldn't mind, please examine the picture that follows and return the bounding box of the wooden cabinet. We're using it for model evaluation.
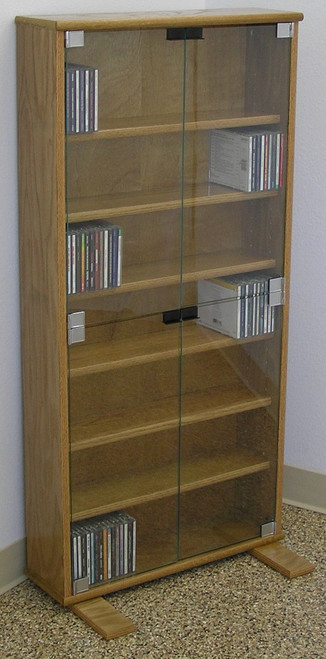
[17,9,313,639]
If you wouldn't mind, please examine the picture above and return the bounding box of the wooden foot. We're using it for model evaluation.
[71,597,136,640]
[250,541,314,578]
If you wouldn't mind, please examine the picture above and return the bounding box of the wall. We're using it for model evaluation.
[0,0,325,564]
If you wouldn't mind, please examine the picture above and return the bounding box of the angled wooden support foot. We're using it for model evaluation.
[71,597,136,640]
[250,541,314,578]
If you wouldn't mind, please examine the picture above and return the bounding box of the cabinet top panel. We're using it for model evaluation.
[15,8,303,31]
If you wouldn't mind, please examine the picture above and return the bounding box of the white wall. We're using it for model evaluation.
[0,0,324,554]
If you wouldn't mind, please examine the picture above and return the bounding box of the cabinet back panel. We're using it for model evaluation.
[70,416,238,491]
[222,338,281,419]
[67,27,246,124]
[68,205,243,271]
[179,477,265,558]
[237,408,278,477]
[69,351,237,424]
[71,430,179,487]
[66,133,211,200]
[245,25,291,124]
[68,31,143,120]
[69,358,180,422]
[128,499,179,573]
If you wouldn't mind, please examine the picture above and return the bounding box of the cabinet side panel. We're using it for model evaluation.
[17,24,70,602]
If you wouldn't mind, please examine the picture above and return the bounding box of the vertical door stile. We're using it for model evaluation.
[58,27,75,600]
[274,22,299,532]
[177,31,188,560]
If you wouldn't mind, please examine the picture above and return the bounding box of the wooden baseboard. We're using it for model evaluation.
[0,538,26,595]
[283,465,326,513]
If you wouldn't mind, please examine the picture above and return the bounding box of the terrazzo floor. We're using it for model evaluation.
[0,505,325,659]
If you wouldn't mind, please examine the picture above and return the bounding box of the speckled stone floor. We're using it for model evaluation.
[0,505,325,659]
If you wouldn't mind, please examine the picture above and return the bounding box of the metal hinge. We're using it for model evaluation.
[260,521,276,537]
[276,23,294,39]
[68,311,85,345]
[268,276,286,307]
[73,576,89,595]
[65,30,85,48]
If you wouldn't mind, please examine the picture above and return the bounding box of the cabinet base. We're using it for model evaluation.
[69,542,314,639]
[250,541,315,578]
[70,597,136,640]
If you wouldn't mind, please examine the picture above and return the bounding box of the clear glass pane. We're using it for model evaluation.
[65,21,292,582]
[66,28,186,587]
[179,24,291,558]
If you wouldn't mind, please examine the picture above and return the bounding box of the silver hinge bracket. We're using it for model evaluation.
[268,276,286,307]
[276,23,294,39]
[73,576,89,595]
[65,30,85,48]
[68,311,85,345]
[260,521,276,537]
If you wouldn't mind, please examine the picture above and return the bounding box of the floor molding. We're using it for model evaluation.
[283,464,326,514]
[0,539,26,596]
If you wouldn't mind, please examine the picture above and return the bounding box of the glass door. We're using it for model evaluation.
[65,27,187,590]
[178,23,292,558]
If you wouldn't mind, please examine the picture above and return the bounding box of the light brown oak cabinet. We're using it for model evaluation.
[16,8,313,639]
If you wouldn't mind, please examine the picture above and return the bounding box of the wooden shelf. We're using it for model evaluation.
[67,183,278,222]
[69,250,276,299]
[71,448,270,520]
[70,323,272,377]
[70,381,271,451]
[67,111,281,141]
